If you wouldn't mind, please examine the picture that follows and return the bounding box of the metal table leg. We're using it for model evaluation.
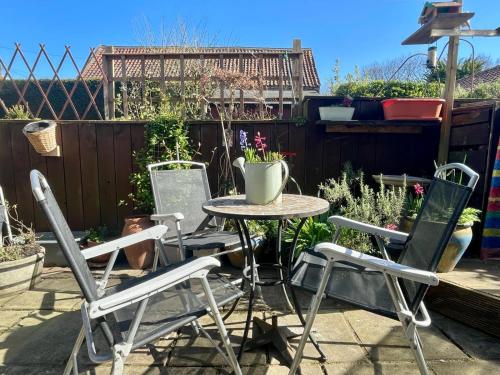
[238,219,255,360]
[277,220,295,311]
[287,217,327,361]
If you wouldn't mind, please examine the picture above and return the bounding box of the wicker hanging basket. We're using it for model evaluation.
[22,121,58,154]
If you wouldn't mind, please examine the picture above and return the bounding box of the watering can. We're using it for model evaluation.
[233,157,289,205]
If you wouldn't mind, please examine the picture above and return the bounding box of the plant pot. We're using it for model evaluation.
[121,215,154,269]
[83,240,111,268]
[381,98,445,120]
[0,248,45,297]
[244,160,289,205]
[319,106,355,121]
[437,224,473,273]
[227,247,263,269]
[23,120,58,153]
[398,217,473,273]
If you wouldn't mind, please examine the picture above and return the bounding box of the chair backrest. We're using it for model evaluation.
[30,170,99,302]
[148,161,216,237]
[398,163,478,312]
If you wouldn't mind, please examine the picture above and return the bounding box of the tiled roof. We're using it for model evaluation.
[457,65,500,90]
[82,46,320,91]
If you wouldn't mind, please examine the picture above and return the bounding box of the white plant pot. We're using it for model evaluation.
[319,106,355,121]
[0,248,45,297]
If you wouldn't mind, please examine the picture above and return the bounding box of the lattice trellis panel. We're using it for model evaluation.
[0,44,106,120]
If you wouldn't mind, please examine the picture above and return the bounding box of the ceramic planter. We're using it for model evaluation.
[244,160,289,205]
[399,217,473,273]
[0,248,45,297]
[121,215,154,269]
[319,106,355,121]
[381,98,445,120]
[437,224,473,273]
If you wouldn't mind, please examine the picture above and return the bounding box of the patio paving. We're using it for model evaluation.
[0,266,499,374]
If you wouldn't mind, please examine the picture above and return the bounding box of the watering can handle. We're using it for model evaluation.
[272,160,289,203]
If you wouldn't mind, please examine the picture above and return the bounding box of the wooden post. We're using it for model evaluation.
[437,35,460,164]
[258,53,264,118]
[121,55,128,118]
[239,53,244,117]
[102,46,115,119]
[278,54,284,120]
[293,39,303,116]
[219,54,225,113]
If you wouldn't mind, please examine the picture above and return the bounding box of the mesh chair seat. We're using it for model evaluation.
[104,272,243,350]
[164,231,243,251]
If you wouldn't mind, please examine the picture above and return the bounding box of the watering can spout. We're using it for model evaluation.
[233,157,246,178]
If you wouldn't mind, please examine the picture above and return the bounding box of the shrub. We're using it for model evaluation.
[318,164,407,254]
[3,104,32,120]
[455,79,500,99]
[333,80,443,98]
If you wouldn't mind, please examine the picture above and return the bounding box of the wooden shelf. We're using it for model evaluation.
[317,120,440,134]
[402,13,474,45]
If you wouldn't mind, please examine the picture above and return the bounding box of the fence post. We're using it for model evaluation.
[102,45,115,119]
[293,39,303,116]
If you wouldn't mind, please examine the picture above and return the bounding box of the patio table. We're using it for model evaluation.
[202,194,329,363]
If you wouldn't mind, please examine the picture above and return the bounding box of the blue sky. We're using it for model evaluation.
[1,0,499,89]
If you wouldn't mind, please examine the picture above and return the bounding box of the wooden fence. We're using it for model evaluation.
[0,117,439,232]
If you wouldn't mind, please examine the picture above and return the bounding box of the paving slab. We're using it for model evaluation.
[343,310,468,362]
[169,311,267,367]
[324,361,422,374]
[430,359,500,374]
[0,310,33,332]
[267,311,368,365]
[0,310,81,366]
[0,365,64,374]
[0,290,82,311]
[431,312,500,360]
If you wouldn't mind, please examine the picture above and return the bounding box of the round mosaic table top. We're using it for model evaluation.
[202,194,330,220]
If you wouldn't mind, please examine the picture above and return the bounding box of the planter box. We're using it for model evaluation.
[381,98,445,120]
[0,249,45,297]
[319,106,355,121]
[37,231,86,266]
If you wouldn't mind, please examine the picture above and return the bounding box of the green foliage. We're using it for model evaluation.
[0,79,103,119]
[319,164,407,254]
[458,207,481,226]
[333,80,443,98]
[127,106,193,213]
[85,226,108,243]
[4,104,32,119]
[243,147,283,163]
[283,217,333,257]
[425,56,490,83]
[455,79,500,99]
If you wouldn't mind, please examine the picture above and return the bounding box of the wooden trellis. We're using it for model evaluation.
[0,44,106,120]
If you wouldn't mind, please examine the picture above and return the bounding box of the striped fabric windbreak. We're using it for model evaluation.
[481,140,500,260]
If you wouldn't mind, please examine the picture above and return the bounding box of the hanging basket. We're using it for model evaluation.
[22,120,58,154]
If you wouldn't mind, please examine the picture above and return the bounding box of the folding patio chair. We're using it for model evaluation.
[30,170,243,375]
[289,163,479,375]
[148,160,261,263]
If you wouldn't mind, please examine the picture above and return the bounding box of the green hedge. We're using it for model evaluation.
[333,80,443,98]
[456,79,500,99]
[0,79,104,119]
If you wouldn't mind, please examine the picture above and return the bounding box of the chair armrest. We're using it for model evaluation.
[81,225,168,260]
[150,212,184,223]
[314,242,439,286]
[328,216,409,242]
[88,256,221,318]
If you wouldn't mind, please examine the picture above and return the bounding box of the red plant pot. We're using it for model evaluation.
[381,98,445,121]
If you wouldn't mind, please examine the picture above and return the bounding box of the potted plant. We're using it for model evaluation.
[401,183,481,272]
[82,226,111,268]
[123,107,192,269]
[232,132,289,205]
[0,203,45,297]
[319,95,355,121]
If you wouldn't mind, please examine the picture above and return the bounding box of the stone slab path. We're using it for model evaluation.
[0,266,499,374]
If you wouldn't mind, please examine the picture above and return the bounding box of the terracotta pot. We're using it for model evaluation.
[227,246,263,269]
[381,98,445,121]
[122,215,154,269]
[84,240,111,268]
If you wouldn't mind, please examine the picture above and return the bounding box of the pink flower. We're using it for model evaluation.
[386,223,398,231]
[254,132,267,152]
[414,183,424,196]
